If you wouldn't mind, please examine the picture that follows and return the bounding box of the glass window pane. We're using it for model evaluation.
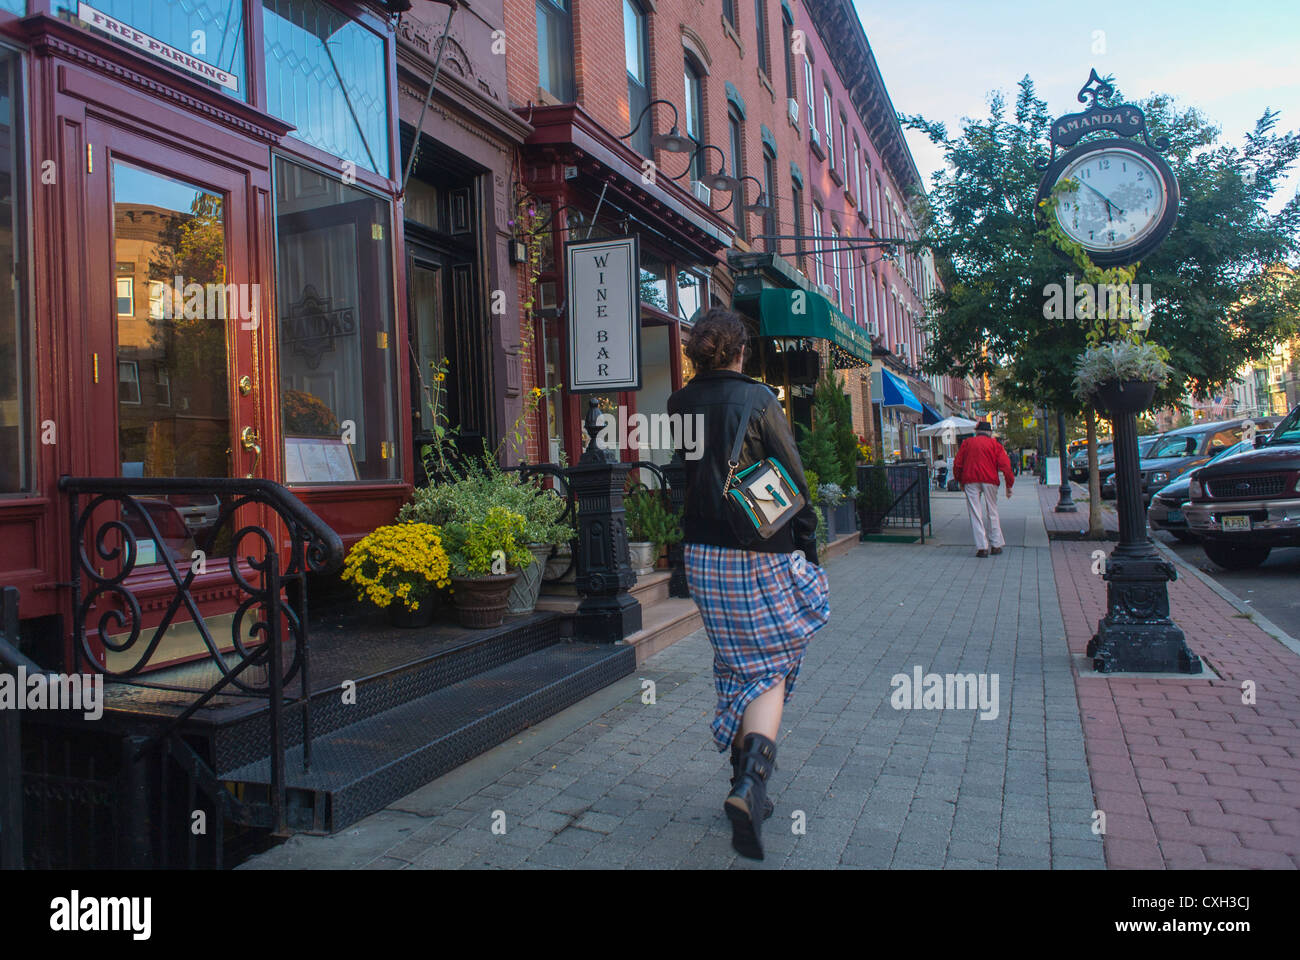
[623,0,644,84]
[275,157,397,483]
[536,0,574,102]
[639,254,668,311]
[56,0,246,100]
[0,0,24,14]
[263,0,390,176]
[676,270,706,323]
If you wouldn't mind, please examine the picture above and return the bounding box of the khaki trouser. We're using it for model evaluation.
[963,482,1005,551]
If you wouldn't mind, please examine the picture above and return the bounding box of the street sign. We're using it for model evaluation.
[565,235,642,393]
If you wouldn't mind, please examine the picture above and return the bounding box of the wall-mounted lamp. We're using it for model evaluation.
[619,99,695,153]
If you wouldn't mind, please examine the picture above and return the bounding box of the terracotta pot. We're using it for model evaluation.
[386,597,437,629]
[450,573,520,629]
[1093,379,1157,416]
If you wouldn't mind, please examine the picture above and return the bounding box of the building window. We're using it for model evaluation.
[263,0,390,176]
[803,56,815,139]
[677,270,708,323]
[116,277,134,317]
[728,107,746,239]
[781,8,795,99]
[839,112,848,180]
[761,147,777,251]
[274,156,398,483]
[791,183,804,265]
[822,87,834,167]
[684,55,705,182]
[811,203,824,288]
[624,0,651,156]
[118,360,141,405]
[536,0,575,102]
[723,0,736,26]
[830,226,842,307]
[853,137,861,206]
[57,0,247,100]
[754,0,770,77]
[155,364,171,407]
[847,248,857,322]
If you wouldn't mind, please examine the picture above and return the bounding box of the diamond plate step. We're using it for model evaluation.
[221,640,636,833]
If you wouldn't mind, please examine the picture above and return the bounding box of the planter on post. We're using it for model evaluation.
[570,400,642,642]
[663,454,690,598]
[1087,379,1202,673]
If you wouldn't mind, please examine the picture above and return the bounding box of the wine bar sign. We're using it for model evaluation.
[565,236,641,393]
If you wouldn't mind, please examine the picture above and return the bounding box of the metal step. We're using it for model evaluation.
[221,640,635,834]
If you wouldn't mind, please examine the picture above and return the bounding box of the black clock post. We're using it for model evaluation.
[1036,71,1201,675]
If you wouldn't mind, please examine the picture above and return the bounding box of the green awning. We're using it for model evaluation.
[734,287,875,366]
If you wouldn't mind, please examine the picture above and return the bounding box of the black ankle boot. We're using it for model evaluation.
[730,739,774,820]
[725,733,777,860]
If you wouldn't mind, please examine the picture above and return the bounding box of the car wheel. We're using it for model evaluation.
[1202,541,1271,570]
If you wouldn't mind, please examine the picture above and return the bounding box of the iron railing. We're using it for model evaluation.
[57,476,344,857]
[0,586,32,868]
[858,463,932,542]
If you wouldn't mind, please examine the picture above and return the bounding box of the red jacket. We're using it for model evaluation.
[954,434,1014,489]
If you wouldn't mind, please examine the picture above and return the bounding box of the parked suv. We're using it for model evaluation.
[1069,439,1111,482]
[1184,404,1300,569]
[1098,434,1161,497]
[1102,417,1279,505]
[1148,439,1254,542]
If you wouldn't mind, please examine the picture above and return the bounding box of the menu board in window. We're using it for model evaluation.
[284,436,359,483]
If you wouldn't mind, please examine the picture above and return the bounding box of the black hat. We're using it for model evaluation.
[976,421,992,433]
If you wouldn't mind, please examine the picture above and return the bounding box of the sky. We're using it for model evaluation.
[852,0,1300,212]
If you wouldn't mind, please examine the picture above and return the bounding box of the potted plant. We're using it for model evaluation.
[440,506,534,629]
[638,489,683,569]
[623,485,657,576]
[818,481,845,539]
[1072,339,1172,415]
[856,462,894,536]
[340,523,451,628]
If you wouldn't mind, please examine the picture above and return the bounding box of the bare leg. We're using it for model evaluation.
[740,677,787,741]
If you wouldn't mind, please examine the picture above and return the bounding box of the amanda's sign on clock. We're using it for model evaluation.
[565,236,642,393]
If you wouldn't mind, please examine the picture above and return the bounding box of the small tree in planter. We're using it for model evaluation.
[856,462,895,536]
[638,491,683,568]
[799,374,858,489]
[623,485,657,575]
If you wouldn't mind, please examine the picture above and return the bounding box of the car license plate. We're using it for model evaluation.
[1166,509,1182,523]
[1220,515,1251,531]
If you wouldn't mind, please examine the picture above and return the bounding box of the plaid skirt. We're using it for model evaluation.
[684,543,830,751]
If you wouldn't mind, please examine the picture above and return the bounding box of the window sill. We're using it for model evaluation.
[758,70,775,102]
[829,167,843,188]
[722,17,744,56]
[858,210,869,229]
[809,136,825,162]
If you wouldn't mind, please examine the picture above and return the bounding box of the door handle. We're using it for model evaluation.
[240,426,262,479]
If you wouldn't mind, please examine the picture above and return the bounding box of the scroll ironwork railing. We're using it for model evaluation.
[58,476,344,843]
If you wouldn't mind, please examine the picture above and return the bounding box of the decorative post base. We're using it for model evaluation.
[575,592,643,642]
[663,455,690,599]
[1054,410,1077,512]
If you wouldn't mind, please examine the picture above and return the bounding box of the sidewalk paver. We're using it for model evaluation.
[243,490,1105,870]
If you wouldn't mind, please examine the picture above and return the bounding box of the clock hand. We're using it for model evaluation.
[1079,181,1124,218]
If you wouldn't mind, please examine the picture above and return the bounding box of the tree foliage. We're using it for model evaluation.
[798,373,858,489]
[904,76,1300,412]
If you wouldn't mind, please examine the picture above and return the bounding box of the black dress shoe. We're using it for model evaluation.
[990,546,1003,555]
[976,549,989,558]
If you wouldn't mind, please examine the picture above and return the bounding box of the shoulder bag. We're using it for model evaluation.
[722,385,806,540]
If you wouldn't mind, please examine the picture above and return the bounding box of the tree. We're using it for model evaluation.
[905,76,1300,533]
[798,373,858,490]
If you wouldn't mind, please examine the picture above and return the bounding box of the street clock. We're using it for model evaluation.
[1036,71,1180,267]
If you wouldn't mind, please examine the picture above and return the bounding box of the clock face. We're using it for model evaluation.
[1053,145,1169,253]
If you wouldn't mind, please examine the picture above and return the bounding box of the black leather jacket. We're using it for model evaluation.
[667,369,819,564]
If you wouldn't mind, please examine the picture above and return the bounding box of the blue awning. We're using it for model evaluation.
[921,402,943,424]
[876,369,923,412]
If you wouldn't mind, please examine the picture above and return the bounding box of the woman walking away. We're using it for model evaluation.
[666,308,830,860]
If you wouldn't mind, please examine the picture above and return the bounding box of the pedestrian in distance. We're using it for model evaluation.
[667,308,830,861]
[953,421,1015,557]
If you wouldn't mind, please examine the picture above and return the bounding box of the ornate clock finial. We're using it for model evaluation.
[1076,69,1116,108]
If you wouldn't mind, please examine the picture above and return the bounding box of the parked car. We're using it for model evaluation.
[1069,439,1112,482]
[122,497,196,567]
[1148,440,1254,542]
[165,492,224,536]
[1098,434,1161,497]
[1101,417,1280,505]
[1184,404,1300,569]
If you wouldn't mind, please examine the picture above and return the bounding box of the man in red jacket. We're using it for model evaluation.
[953,421,1014,557]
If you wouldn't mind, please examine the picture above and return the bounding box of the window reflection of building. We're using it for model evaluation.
[0,44,26,493]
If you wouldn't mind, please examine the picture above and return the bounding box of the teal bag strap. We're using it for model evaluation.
[723,386,760,495]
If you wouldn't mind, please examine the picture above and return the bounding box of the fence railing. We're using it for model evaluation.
[858,463,932,542]
[58,476,344,853]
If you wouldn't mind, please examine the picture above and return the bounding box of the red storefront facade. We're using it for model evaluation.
[0,0,526,663]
